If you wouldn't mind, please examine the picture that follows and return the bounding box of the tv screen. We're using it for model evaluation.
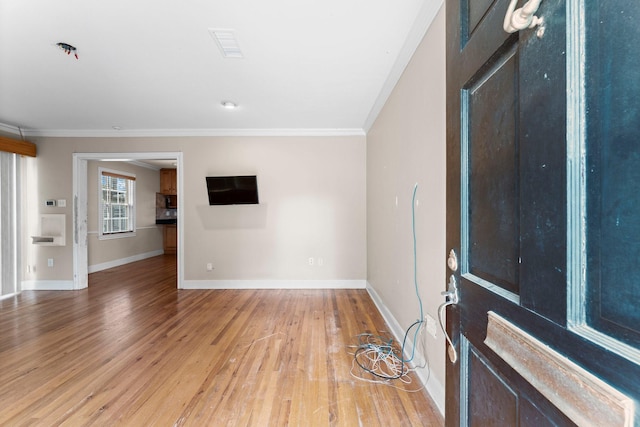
[206,175,259,205]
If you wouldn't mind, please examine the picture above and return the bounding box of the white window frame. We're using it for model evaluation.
[98,167,136,240]
[0,151,19,298]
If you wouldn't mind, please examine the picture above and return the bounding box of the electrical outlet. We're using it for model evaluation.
[47,258,54,268]
[206,263,213,271]
[425,314,437,338]
[308,257,314,266]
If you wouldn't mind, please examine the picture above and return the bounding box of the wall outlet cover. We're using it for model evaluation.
[425,314,437,338]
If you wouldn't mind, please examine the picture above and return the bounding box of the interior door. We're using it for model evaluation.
[446,0,640,425]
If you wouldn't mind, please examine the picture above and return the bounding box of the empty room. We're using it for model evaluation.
[1,0,639,425]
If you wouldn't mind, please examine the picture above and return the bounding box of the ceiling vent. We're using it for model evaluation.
[209,29,243,58]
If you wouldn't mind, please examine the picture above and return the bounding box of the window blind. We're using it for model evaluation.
[0,151,18,297]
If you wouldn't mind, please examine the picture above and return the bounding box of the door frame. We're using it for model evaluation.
[72,152,184,289]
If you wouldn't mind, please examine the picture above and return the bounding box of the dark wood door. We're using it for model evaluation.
[446,0,640,425]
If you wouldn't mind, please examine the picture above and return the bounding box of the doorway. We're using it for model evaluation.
[72,152,183,289]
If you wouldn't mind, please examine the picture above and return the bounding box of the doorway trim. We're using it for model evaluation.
[72,152,184,289]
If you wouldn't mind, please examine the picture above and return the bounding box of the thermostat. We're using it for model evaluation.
[45,200,57,207]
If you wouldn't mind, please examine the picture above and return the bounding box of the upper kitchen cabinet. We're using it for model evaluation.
[160,168,177,195]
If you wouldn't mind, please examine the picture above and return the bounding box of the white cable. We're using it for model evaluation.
[437,300,458,364]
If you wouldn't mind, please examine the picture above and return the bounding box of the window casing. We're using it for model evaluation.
[0,151,19,297]
[99,168,136,239]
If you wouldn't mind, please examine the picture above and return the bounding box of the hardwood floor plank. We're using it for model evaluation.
[0,255,444,426]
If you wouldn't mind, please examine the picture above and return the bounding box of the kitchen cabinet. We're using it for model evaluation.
[163,225,177,254]
[160,168,177,195]
[160,168,177,254]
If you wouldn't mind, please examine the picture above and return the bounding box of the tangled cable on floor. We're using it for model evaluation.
[348,322,430,392]
[348,183,430,392]
[350,334,406,380]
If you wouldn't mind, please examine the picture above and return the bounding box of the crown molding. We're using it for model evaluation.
[20,128,366,138]
[0,122,22,136]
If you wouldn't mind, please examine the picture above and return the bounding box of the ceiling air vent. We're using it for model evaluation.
[209,29,243,58]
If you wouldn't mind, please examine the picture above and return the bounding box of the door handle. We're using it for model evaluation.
[503,0,544,34]
[439,274,459,364]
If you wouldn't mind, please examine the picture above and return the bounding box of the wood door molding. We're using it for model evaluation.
[484,311,634,427]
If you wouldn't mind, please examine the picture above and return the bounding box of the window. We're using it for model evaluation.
[99,168,135,239]
[0,151,19,298]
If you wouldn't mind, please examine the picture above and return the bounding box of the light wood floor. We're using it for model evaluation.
[0,255,443,426]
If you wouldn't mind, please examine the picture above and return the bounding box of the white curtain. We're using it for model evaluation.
[0,151,18,297]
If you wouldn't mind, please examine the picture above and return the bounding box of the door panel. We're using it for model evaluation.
[465,338,574,427]
[446,0,640,425]
[465,42,519,295]
[584,0,640,350]
[468,343,518,426]
[466,0,497,38]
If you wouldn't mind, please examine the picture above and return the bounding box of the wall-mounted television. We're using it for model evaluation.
[206,175,259,205]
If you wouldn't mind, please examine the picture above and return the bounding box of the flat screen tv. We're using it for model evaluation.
[206,175,259,205]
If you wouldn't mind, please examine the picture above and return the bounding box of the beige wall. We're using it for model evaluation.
[24,135,366,285]
[23,140,74,281]
[86,160,163,270]
[183,137,366,282]
[366,5,446,412]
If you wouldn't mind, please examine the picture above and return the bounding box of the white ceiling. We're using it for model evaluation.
[0,0,442,138]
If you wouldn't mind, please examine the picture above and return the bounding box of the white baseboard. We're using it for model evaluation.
[88,250,164,274]
[180,279,367,290]
[21,280,75,291]
[0,292,19,300]
[365,281,445,416]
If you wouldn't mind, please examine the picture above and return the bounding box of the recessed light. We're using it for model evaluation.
[221,101,237,110]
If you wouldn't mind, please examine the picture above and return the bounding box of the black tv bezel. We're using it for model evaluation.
[206,175,259,205]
